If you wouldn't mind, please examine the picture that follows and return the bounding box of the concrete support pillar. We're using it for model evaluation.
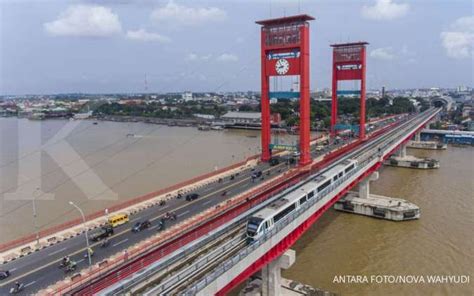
[358,171,379,199]
[262,249,295,296]
[415,131,421,142]
[397,144,407,158]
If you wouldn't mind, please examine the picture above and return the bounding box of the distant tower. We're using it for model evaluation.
[382,86,385,99]
[330,42,369,139]
[256,14,315,166]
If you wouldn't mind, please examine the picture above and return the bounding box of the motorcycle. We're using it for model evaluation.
[9,283,24,294]
[64,262,77,274]
[100,240,110,248]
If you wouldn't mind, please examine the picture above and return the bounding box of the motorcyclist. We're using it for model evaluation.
[62,256,70,266]
[67,260,77,271]
[101,239,109,247]
[14,281,21,291]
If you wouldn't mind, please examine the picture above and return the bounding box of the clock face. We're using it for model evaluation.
[275,58,290,75]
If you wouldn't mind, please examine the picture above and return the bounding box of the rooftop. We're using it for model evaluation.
[255,14,315,26]
[330,42,369,48]
[221,111,261,120]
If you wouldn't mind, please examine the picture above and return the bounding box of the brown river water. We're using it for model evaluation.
[1,118,472,295]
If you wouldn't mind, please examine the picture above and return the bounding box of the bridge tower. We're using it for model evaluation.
[330,42,369,139]
[256,14,315,166]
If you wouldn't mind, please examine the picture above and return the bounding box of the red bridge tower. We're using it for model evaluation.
[256,15,314,166]
[330,42,369,139]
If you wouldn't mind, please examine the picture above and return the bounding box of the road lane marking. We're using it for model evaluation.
[77,259,85,264]
[48,247,67,256]
[113,239,129,247]
[0,163,286,287]
[24,281,36,288]
[177,210,190,218]
[203,200,213,206]
[9,268,17,272]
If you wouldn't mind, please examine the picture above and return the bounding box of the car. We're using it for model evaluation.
[90,225,114,241]
[269,158,280,166]
[185,193,199,201]
[0,270,10,280]
[132,220,151,232]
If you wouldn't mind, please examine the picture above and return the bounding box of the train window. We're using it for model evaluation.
[247,217,263,236]
[344,164,355,173]
[317,180,331,193]
[299,196,307,205]
[333,175,338,181]
[308,191,314,199]
[339,172,343,178]
[265,221,270,229]
[273,203,296,223]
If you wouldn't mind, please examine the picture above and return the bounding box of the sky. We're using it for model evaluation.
[0,0,473,95]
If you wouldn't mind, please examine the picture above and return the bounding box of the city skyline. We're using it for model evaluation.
[1,0,473,95]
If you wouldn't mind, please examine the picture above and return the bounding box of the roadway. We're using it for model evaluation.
[0,130,359,295]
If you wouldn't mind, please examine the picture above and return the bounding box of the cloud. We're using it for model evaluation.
[185,53,213,61]
[362,0,409,21]
[440,16,474,59]
[126,29,170,42]
[370,47,396,60]
[216,53,239,62]
[44,5,122,37]
[151,1,226,26]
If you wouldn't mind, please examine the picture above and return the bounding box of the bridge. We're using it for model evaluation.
[0,108,439,295]
[0,13,445,296]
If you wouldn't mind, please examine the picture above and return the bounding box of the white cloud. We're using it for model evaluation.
[151,1,226,26]
[185,53,212,61]
[440,16,474,59]
[216,53,238,62]
[44,5,122,37]
[370,47,396,60]
[362,0,409,21]
[126,29,170,42]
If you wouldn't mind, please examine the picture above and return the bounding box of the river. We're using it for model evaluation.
[1,118,472,295]
[283,146,474,295]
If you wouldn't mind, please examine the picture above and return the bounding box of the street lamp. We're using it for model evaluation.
[32,187,40,247]
[69,201,92,266]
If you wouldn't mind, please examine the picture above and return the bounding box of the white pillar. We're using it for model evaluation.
[414,131,421,142]
[397,144,407,158]
[262,249,295,296]
[359,172,379,199]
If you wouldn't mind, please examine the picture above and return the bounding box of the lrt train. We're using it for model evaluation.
[246,159,358,242]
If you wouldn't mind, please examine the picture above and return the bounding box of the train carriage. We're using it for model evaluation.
[246,159,358,241]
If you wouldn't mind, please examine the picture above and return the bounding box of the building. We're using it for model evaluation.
[182,92,193,102]
[221,112,261,125]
